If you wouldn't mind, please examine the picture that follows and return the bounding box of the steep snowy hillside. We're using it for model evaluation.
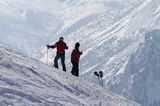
[0,0,62,58]
[1,0,160,106]
[0,0,143,59]
[42,0,144,69]
[108,29,160,106]
[0,0,106,58]
[61,0,160,78]
[41,0,160,87]
[0,47,139,106]
[42,0,160,106]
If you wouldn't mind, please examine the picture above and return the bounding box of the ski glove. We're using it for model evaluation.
[80,51,83,55]
[47,45,50,49]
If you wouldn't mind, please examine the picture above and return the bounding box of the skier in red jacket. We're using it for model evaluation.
[71,42,83,77]
[47,37,68,71]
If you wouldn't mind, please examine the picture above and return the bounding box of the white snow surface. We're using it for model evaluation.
[108,30,160,106]
[1,0,160,106]
[0,47,139,106]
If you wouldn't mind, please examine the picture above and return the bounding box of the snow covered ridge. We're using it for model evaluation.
[0,0,141,59]
[0,47,139,106]
[108,29,160,106]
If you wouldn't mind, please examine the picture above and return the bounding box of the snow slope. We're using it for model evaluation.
[44,0,160,106]
[0,47,139,106]
[0,0,64,58]
[108,29,160,106]
[1,0,160,106]
[0,0,106,58]
[77,0,160,105]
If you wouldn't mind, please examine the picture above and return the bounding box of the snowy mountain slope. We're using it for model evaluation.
[41,0,160,105]
[0,0,107,58]
[46,0,160,81]
[81,1,160,105]
[108,29,160,106]
[0,0,142,59]
[0,0,63,58]
[42,0,143,67]
[1,0,160,106]
[0,47,140,106]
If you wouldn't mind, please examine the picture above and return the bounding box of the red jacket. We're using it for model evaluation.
[71,48,82,63]
[49,41,68,54]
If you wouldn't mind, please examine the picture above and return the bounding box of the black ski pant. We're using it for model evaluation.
[54,53,66,72]
[71,61,79,77]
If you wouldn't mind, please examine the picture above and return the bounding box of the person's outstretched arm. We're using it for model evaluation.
[65,43,68,49]
[47,43,57,49]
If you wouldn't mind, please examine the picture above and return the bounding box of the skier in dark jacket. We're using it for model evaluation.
[71,42,83,77]
[47,37,68,71]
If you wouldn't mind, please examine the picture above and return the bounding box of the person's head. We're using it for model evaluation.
[59,37,64,41]
[75,42,80,49]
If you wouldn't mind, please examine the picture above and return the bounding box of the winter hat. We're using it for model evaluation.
[59,37,64,40]
[75,42,80,48]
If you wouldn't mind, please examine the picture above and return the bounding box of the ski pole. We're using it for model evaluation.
[94,72,101,86]
[46,47,48,65]
[100,77,103,87]
[99,71,103,87]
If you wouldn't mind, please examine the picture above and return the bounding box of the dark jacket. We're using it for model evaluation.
[71,48,82,63]
[49,41,68,54]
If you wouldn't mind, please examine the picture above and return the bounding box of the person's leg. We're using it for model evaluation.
[60,55,66,72]
[54,54,60,69]
[71,61,76,76]
[71,62,74,75]
[74,62,79,77]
